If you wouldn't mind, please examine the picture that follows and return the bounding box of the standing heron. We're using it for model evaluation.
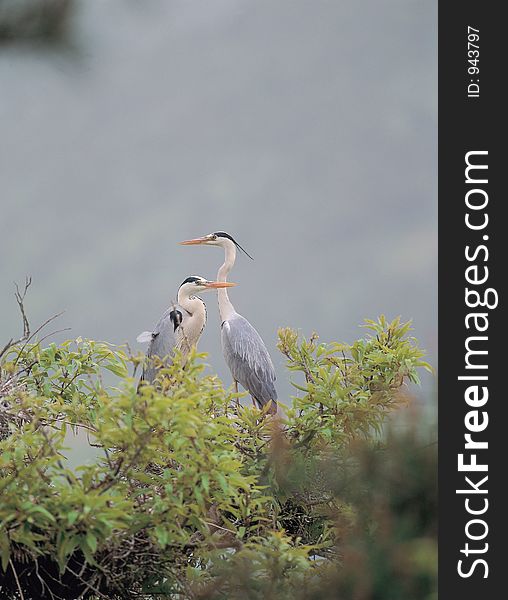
[180,233,278,414]
[137,276,235,384]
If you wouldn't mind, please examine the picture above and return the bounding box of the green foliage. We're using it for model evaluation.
[0,316,435,599]
[278,315,432,448]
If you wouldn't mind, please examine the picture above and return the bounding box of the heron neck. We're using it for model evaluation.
[217,242,237,322]
[175,293,207,353]
[177,292,205,318]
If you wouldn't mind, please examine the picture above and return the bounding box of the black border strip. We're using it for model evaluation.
[439,2,505,596]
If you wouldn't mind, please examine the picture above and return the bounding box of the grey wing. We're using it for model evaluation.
[221,315,277,412]
[141,307,180,383]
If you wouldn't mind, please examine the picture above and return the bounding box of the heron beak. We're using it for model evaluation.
[180,236,210,245]
[204,281,237,288]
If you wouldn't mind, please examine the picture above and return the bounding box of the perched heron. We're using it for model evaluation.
[181,232,278,414]
[137,275,235,384]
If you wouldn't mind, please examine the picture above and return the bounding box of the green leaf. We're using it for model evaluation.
[86,532,98,553]
[0,535,10,572]
[104,362,128,378]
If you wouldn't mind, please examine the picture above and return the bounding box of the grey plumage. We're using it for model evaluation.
[138,306,181,384]
[221,315,277,413]
[137,276,235,386]
[180,231,278,414]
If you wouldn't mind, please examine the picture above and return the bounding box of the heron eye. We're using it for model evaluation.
[212,235,217,240]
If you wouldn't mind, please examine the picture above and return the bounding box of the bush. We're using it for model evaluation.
[0,313,435,600]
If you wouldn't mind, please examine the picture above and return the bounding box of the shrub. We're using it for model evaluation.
[0,311,434,599]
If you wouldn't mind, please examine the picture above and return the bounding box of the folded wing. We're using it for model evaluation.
[138,307,182,384]
[221,315,277,413]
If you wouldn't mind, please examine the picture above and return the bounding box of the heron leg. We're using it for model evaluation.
[234,381,238,395]
[251,396,256,408]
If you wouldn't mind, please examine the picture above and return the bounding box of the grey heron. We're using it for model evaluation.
[137,276,236,384]
[180,233,278,414]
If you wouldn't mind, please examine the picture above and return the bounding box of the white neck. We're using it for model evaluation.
[217,241,237,322]
[177,289,206,318]
[176,289,207,353]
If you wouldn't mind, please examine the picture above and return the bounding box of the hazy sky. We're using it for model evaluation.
[0,0,437,402]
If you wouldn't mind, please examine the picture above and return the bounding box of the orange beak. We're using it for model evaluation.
[204,281,237,289]
[180,236,210,245]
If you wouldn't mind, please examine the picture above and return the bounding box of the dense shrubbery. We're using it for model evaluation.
[0,313,435,599]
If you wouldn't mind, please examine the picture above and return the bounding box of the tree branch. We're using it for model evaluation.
[0,277,33,360]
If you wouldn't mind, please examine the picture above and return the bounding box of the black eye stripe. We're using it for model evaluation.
[213,231,235,242]
[180,276,203,286]
[212,232,254,260]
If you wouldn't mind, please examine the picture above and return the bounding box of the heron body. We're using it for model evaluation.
[221,315,278,412]
[137,276,234,385]
[181,232,278,414]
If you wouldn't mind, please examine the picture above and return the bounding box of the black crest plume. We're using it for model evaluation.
[213,231,254,260]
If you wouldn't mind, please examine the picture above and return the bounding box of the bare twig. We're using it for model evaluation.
[15,276,32,338]
[0,278,33,360]
[65,566,109,600]
[34,558,56,600]
[1,278,66,367]
[9,558,25,600]
[12,310,65,369]
[37,327,72,346]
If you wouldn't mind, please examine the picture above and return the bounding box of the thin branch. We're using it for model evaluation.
[1,278,66,366]
[37,327,72,346]
[0,278,33,361]
[42,417,97,434]
[14,276,31,338]
[9,558,25,600]
[13,311,65,368]
[34,559,56,600]
[65,566,109,600]
[0,340,14,361]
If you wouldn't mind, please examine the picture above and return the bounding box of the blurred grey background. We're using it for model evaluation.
[0,0,437,402]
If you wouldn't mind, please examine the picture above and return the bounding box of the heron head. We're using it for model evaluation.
[180,232,254,259]
[178,276,236,296]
